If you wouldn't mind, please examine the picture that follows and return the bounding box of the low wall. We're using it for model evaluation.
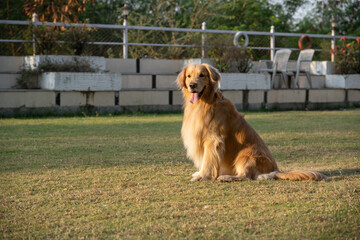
[0,56,337,75]
[1,89,359,116]
[0,73,19,88]
[0,56,184,74]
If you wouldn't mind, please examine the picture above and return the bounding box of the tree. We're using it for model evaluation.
[125,0,224,58]
[0,0,28,56]
[79,0,125,24]
[204,0,296,32]
[295,0,360,36]
[23,0,95,23]
[1,0,27,20]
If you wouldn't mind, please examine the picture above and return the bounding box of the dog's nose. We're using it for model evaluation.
[189,82,197,89]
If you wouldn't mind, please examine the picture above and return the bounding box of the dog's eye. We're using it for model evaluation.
[187,75,191,78]
[200,74,204,77]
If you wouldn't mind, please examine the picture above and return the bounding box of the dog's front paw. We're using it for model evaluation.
[190,175,203,181]
[192,171,200,177]
[190,173,212,181]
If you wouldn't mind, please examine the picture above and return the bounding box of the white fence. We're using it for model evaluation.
[0,18,359,60]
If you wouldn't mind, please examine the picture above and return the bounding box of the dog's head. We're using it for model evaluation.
[177,64,220,104]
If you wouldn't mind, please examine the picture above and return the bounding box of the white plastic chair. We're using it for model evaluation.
[259,49,292,88]
[288,49,315,88]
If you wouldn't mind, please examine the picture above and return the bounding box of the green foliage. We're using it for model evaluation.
[31,24,59,55]
[35,57,99,72]
[331,37,360,74]
[23,0,94,23]
[208,45,253,73]
[296,0,360,36]
[64,23,96,55]
[2,0,359,59]
[126,0,219,59]
[76,0,303,33]
[0,0,27,20]
[79,0,125,24]
[15,68,39,89]
[25,23,95,56]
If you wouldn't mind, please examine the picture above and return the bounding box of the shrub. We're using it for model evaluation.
[208,45,253,73]
[64,23,95,55]
[15,68,39,89]
[30,24,59,55]
[35,57,98,72]
[331,37,360,74]
[27,23,95,55]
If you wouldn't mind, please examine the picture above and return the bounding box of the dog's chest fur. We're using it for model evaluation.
[181,102,215,168]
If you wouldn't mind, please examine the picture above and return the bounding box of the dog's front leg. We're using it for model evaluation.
[191,140,223,181]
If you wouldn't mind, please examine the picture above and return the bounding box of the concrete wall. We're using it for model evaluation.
[140,59,183,74]
[122,75,152,89]
[39,72,122,91]
[121,74,177,89]
[308,89,345,103]
[223,91,243,107]
[0,57,358,115]
[0,56,338,75]
[119,90,169,106]
[0,74,19,88]
[0,56,24,73]
[221,73,270,90]
[0,56,354,92]
[106,59,137,73]
[156,75,178,89]
[0,90,55,108]
[268,89,306,104]
[60,91,115,107]
[1,89,359,115]
[349,90,360,102]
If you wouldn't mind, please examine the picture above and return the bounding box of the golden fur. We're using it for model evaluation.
[177,64,327,182]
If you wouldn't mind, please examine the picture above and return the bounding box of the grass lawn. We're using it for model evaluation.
[0,110,359,239]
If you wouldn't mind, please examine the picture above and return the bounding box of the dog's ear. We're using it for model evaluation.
[176,66,188,89]
[203,64,220,83]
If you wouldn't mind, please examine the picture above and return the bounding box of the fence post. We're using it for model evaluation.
[270,25,275,61]
[32,13,37,56]
[123,16,128,59]
[331,17,336,62]
[202,22,206,58]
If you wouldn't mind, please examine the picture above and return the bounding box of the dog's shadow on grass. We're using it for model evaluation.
[321,168,360,181]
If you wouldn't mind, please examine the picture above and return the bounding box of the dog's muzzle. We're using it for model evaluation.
[189,86,206,104]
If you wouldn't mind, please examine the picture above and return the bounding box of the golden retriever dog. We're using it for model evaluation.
[177,64,327,182]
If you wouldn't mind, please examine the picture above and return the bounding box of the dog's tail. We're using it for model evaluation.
[275,170,328,181]
[258,170,328,181]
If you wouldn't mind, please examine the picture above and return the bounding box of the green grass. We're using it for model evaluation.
[0,110,359,239]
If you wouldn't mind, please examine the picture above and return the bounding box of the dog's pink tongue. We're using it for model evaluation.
[190,92,200,104]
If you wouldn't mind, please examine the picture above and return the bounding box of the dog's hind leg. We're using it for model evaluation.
[217,175,244,182]
[232,150,258,180]
[256,171,278,180]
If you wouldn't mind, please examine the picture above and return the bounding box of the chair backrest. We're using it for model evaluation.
[297,49,315,72]
[273,49,291,72]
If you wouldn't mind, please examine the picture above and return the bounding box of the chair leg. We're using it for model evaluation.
[281,72,288,88]
[271,73,276,88]
[294,72,299,88]
[291,75,296,88]
[288,76,292,88]
[305,72,312,88]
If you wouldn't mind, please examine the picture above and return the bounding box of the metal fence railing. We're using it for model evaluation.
[0,18,359,61]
